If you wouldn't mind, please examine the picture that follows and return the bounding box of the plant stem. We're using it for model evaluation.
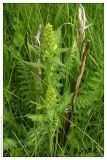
[35,25,42,109]
[72,40,90,109]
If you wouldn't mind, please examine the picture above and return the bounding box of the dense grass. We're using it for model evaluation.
[3,3,104,157]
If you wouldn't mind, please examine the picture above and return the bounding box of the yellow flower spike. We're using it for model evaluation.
[45,86,57,108]
[41,23,57,56]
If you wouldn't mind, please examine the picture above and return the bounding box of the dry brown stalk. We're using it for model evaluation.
[35,25,42,108]
[60,41,89,146]
[64,108,72,134]
[72,40,90,109]
[60,5,89,145]
[35,24,42,47]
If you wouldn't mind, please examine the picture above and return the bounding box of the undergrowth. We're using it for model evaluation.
[3,3,104,157]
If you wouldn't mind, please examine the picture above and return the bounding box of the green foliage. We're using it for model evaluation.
[4,138,17,151]
[3,3,104,157]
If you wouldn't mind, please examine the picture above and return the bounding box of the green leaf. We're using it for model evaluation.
[28,43,36,53]
[54,28,62,47]
[10,148,24,157]
[22,60,45,69]
[52,56,66,67]
[25,114,47,122]
[4,138,17,150]
[55,47,68,54]
[13,32,23,47]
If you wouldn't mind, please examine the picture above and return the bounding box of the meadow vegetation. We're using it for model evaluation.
[3,3,104,157]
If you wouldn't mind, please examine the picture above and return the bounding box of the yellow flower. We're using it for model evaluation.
[41,23,57,56]
[45,86,57,108]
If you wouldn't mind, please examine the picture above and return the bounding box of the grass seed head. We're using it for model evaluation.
[78,4,86,41]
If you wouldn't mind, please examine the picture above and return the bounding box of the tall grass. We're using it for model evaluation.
[3,3,104,157]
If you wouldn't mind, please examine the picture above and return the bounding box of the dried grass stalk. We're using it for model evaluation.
[35,25,42,107]
[72,40,90,108]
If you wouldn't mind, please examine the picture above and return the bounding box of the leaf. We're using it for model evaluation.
[22,60,45,69]
[54,28,62,47]
[28,43,37,54]
[4,138,17,150]
[52,57,66,67]
[58,91,73,112]
[25,114,47,122]
[55,47,68,54]
[13,32,23,47]
[10,148,24,157]
[72,38,78,53]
